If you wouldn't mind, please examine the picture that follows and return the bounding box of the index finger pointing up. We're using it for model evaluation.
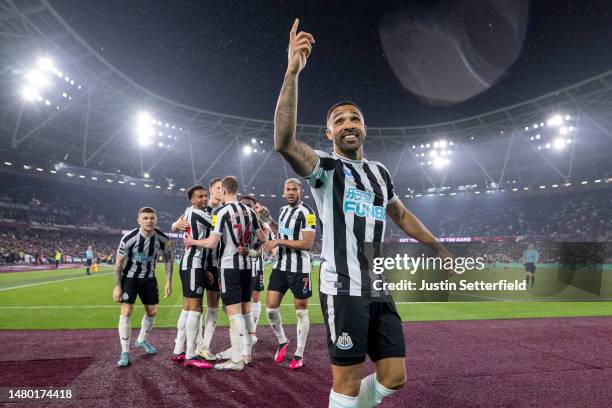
[290,18,299,41]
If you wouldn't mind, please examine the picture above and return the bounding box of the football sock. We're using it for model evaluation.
[173,309,189,354]
[295,309,310,358]
[137,315,155,343]
[201,307,218,350]
[356,373,395,408]
[329,389,357,408]
[185,311,202,359]
[118,315,131,353]
[229,314,245,363]
[266,307,287,344]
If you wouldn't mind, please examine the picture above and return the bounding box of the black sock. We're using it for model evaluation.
[531,276,535,287]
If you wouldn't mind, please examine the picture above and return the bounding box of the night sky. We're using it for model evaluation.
[51,0,612,127]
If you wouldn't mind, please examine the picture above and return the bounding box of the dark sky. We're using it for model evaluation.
[51,0,612,127]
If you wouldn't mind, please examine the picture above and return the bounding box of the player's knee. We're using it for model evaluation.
[379,368,407,390]
[145,310,157,318]
[334,377,361,396]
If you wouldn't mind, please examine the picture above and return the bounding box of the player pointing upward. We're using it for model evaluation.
[273,19,452,407]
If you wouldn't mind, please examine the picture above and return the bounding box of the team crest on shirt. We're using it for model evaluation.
[336,332,353,350]
[343,168,354,179]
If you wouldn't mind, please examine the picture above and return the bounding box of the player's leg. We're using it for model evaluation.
[183,269,211,368]
[250,267,264,344]
[250,290,261,344]
[266,268,290,362]
[530,266,536,287]
[173,268,190,361]
[240,268,255,364]
[117,280,135,368]
[357,296,406,407]
[356,358,406,408]
[214,268,246,371]
[524,264,530,286]
[321,292,370,407]
[197,269,220,360]
[288,271,312,369]
[134,278,159,355]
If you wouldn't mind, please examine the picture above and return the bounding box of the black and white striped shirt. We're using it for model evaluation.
[274,202,316,274]
[212,201,262,270]
[180,206,212,271]
[252,229,275,277]
[118,228,171,279]
[305,150,397,296]
[205,205,222,271]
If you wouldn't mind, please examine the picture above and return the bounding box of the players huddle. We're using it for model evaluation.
[111,18,454,407]
[112,176,315,372]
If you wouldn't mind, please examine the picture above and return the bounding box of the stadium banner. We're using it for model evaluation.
[357,241,611,302]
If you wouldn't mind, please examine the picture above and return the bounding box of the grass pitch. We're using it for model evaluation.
[0,265,611,329]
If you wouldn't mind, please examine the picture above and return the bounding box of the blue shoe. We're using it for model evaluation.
[117,352,130,367]
[135,339,157,354]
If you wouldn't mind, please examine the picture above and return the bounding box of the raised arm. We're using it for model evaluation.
[274,19,318,177]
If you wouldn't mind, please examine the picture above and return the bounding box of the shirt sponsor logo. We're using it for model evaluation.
[343,188,385,221]
[279,227,294,236]
[336,332,353,350]
[134,252,153,263]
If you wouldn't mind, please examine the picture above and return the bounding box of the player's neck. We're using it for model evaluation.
[210,199,221,208]
[139,227,154,237]
[287,200,301,207]
[225,194,238,203]
[333,146,363,162]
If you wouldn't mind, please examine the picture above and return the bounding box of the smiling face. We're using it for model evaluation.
[326,104,367,158]
[190,188,207,209]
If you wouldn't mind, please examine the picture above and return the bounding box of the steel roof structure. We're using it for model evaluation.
[1,0,611,196]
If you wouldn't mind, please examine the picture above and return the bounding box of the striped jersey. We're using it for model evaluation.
[118,228,171,278]
[252,228,275,277]
[212,201,262,270]
[180,206,212,271]
[274,202,316,274]
[305,150,397,296]
[205,205,223,270]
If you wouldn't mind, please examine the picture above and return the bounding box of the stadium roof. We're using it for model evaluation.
[1,0,611,195]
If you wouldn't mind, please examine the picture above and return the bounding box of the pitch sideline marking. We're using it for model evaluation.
[0,270,114,292]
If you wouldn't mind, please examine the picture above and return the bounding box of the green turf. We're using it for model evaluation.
[0,265,611,329]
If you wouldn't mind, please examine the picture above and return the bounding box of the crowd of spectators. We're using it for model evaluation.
[0,172,610,265]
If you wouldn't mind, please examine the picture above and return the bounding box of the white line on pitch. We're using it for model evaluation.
[0,270,114,292]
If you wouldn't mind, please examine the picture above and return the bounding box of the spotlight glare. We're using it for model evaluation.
[144,173,150,178]
[21,86,38,101]
[553,138,566,150]
[25,70,50,88]
[545,143,551,149]
[243,145,253,155]
[546,115,563,127]
[559,127,568,135]
[565,115,571,120]
[37,57,54,71]
[251,138,257,144]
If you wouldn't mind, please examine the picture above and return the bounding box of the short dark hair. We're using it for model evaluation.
[187,185,206,200]
[239,195,257,205]
[326,100,362,125]
[209,177,222,189]
[138,207,156,216]
[222,176,239,195]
